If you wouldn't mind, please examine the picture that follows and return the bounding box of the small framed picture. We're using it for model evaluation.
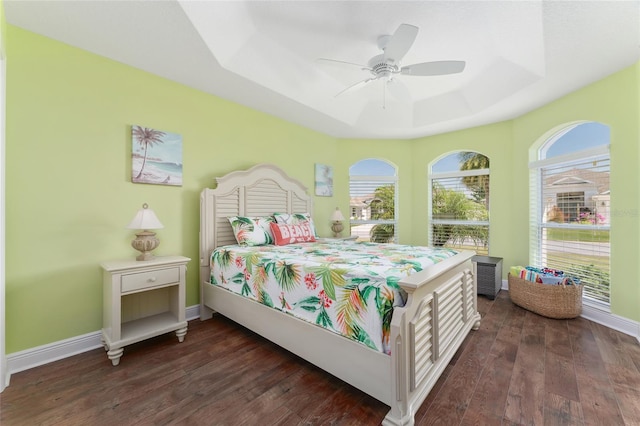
[315,163,333,197]
[131,125,182,186]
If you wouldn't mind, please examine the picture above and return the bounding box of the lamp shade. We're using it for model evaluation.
[127,203,164,230]
[331,207,345,221]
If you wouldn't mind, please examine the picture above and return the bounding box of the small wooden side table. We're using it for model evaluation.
[101,256,190,366]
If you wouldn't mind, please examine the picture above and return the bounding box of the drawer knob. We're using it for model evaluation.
[148,277,157,282]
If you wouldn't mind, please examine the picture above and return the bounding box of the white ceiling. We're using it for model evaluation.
[5,0,640,139]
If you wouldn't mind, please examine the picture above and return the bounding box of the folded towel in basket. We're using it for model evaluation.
[510,265,580,286]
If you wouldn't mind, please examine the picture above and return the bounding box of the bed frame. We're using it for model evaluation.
[199,163,481,425]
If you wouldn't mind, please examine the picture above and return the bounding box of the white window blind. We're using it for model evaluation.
[529,146,610,304]
[349,174,397,243]
[429,167,490,255]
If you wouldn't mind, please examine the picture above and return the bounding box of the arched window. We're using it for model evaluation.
[529,122,610,306]
[349,159,397,243]
[428,152,490,254]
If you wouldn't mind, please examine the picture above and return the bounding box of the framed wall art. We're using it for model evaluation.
[314,163,333,196]
[131,125,182,186]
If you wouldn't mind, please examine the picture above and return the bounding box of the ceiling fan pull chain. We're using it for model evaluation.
[383,81,387,109]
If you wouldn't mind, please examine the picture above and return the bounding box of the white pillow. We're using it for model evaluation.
[227,216,275,246]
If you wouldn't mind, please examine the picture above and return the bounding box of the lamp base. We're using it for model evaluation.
[136,252,156,261]
[331,221,344,238]
[131,230,160,261]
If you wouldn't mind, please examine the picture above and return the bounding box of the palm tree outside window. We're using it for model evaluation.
[428,152,490,255]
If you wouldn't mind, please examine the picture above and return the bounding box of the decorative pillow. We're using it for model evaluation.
[270,222,316,246]
[228,216,275,246]
[273,212,318,237]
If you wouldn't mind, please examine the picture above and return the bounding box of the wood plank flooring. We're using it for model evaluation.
[2,291,639,425]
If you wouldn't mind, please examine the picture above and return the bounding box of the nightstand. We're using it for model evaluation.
[101,256,190,366]
[472,255,503,300]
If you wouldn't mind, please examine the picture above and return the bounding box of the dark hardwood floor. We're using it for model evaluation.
[2,291,640,425]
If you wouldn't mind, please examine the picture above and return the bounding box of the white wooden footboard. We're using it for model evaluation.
[384,250,480,426]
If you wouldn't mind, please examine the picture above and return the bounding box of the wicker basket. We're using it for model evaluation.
[508,274,583,319]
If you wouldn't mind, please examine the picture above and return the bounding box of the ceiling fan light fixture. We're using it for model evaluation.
[368,54,398,78]
[318,23,466,103]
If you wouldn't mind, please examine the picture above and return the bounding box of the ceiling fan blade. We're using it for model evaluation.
[335,77,377,97]
[383,23,419,63]
[401,60,466,76]
[316,58,372,72]
[386,78,412,103]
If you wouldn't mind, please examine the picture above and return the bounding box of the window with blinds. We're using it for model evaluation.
[530,143,611,305]
[349,159,397,243]
[429,152,490,255]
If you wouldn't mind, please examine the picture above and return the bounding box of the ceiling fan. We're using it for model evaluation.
[317,23,465,106]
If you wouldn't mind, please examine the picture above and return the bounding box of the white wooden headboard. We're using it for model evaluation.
[199,163,313,275]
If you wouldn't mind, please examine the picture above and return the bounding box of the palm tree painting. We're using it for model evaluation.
[315,163,333,196]
[131,125,182,186]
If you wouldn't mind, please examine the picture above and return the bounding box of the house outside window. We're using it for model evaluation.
[349,159,397,243]
[556,191,585,223]
[530,122,611,306]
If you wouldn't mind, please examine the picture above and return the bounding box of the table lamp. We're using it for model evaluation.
[331,207,345,238]
[127,203,164,261]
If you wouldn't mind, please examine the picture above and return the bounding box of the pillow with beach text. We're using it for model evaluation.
[273,212,318,237]
[269,222,316,245]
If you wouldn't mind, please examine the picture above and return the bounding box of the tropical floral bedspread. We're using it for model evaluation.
[209,241,458,354]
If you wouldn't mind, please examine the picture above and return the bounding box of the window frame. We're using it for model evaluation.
[349,162,398,243]
[529,144,611,307]
[428,153,490,254]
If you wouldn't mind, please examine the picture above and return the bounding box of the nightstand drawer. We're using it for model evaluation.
[121,267,180,293]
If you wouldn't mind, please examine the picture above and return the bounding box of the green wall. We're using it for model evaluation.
[5,25,639,354]
[5,26,340,353]
[510,64,640,321]
[408,64,640,322]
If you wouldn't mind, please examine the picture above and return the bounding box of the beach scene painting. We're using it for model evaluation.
[315,163,333,196]
[131,125,182,186]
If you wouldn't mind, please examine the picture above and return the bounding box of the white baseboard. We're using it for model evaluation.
[501,279,639,343]
[581,304,640,343]
[4,305,200,386]
[7,330,104,376]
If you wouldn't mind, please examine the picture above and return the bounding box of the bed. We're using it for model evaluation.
[199,164,481,426]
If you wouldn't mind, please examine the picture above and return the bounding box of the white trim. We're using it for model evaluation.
[581,304,640,343]
[350,219,396,225]
[7,331,104,376]
[541,222,610,231]
[432,219,490,227]
[350,174,398,181]
[430,168,490,180]
[528,145,609,169]
[4,305,200,384]
[501,281,639,344]
[0,37,6,393]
